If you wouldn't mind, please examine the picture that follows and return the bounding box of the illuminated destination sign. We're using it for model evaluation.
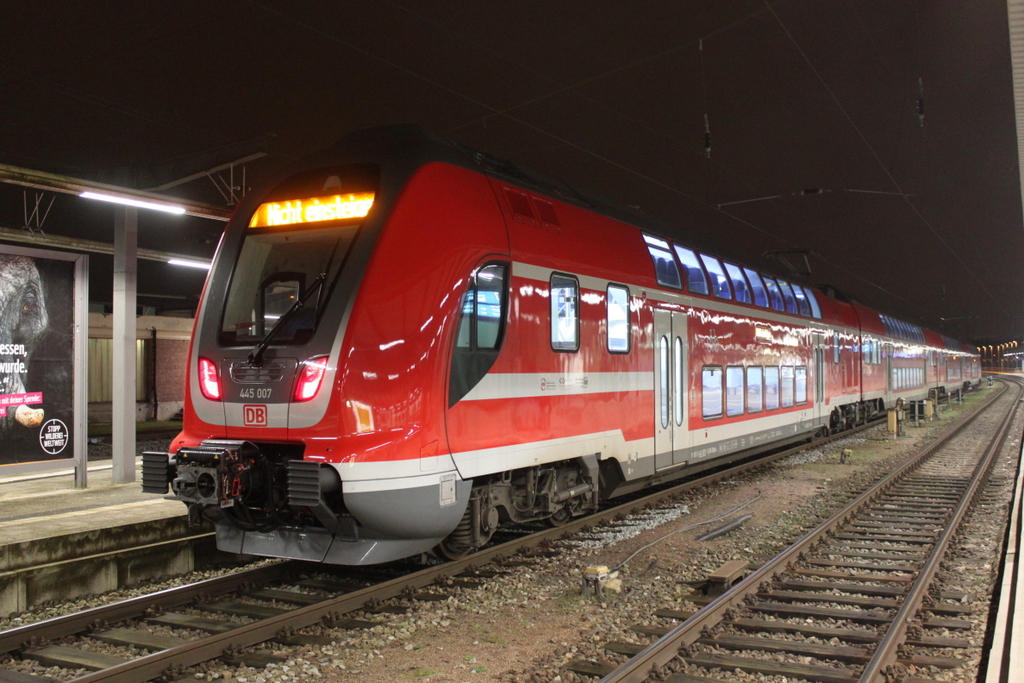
[249,192,375,228]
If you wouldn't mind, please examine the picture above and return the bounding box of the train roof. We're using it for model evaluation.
[291,125,974,353]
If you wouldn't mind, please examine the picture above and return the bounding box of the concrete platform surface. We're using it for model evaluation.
[0,459,185,547]
[0,459,223,617]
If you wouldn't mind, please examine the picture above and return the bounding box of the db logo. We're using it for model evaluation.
[243,404,268,427]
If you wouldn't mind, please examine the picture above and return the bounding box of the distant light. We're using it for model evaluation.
[167,258,211,270]
[80,191,186,215]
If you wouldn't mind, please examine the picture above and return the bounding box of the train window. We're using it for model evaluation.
[795,366,807,404]
[743,268,769,308]
[792,286,811,316]
[220,226,357,346]
[803,287,822,319]
[764,367,780,410]
[761,277,785,311]
[863,339,874,364]
[702,366,723,419]
[674,246,709,295]
[781,366,795,407]
[746,366,763,413]
[674,337,685,426]
[475,266,505,349]
[450,263,509,406]
[263,275,303,327]
[607,285,630,353]
[643,235,682,289]
[833,334,840,363]
[550,274,579,351]
[776,280,798,314]
[726,366,744,416]
[724,263,751,304]
[699,255,732,300]
[660,337,670,428]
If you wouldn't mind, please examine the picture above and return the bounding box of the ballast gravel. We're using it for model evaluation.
[0,388,1013,683]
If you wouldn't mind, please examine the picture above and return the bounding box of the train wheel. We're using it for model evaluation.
[435,537,472,561]
[547,507,572,527]
[436,509,474,560]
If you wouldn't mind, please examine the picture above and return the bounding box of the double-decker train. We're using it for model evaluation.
[143,125,980,565]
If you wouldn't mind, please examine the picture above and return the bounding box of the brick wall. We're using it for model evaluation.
[155,338,188,418]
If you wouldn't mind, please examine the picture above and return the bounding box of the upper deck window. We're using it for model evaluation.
[776,280,799,314]
[643,235,682,289]
[674,245,709,295]
[743,268,768,308]
[803,287,822,319]
[724,262,751,304]
[791,285,811,316]
[761,276,785,311]
[699,254,732,300]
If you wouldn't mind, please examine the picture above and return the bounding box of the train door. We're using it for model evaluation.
[653,309,688,470]
[813,333,826,427]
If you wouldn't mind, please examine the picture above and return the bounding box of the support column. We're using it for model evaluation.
[112,206,137,484]
[74,255,90,488]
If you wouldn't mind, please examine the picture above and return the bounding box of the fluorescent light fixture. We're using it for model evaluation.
[80,191,186,215]
[167,258,211,270]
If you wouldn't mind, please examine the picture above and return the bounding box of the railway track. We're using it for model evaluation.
[0,401,989,683]
[592,378,1020,683]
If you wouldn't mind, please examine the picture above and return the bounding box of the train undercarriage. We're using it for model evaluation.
[144,392,975,563]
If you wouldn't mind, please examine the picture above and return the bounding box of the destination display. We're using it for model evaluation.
[248,192,375,228]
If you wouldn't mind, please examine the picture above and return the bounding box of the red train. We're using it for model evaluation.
[143,125,980,564]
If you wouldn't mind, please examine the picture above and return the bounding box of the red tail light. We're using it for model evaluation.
[294,356,329,402]
[198,357,222,400]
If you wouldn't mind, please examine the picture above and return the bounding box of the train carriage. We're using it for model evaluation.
[143,125,979,565]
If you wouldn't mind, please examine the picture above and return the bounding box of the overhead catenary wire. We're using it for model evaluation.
[763,0,1009,321]
[254,1,1002,330]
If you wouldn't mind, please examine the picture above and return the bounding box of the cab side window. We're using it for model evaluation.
[450,263,508,405]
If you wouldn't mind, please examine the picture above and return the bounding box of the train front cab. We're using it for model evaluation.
[158,145,522,565]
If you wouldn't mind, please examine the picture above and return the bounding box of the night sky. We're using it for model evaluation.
[0,1,1020,344]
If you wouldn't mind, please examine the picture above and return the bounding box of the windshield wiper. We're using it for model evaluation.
[247,272,327,368]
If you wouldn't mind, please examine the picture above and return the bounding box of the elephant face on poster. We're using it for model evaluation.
[0,255,48,435]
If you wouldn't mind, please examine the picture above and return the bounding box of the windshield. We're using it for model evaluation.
[219,224,357,345]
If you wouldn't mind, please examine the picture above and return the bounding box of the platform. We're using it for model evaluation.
[0,458,220,617]
[0,460,185,548]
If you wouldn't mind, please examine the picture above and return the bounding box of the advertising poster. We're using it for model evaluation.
[0,252,76,465]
